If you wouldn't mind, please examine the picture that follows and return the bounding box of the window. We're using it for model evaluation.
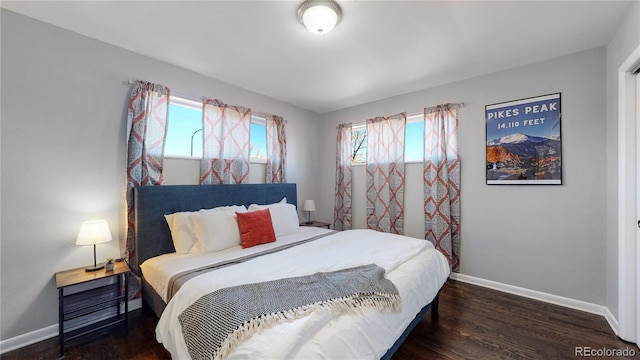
[249,118,267,163]
[164,96,267,162]
[350,114,424,164]
[165,98,203,158]
[404,115,424,162]
[351,125,367,163]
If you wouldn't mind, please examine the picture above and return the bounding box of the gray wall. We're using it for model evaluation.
[605,1,640,321]
[0,10,321,340]
[318,47,608,305]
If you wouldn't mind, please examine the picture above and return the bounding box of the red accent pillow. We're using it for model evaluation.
[236,209,276,248]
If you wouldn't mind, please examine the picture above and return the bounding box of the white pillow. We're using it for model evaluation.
[248,201,299,237]
[190,205,247,254]
[164,211,198,254]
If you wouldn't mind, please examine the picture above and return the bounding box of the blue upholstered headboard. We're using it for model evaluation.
[133,183,297,275]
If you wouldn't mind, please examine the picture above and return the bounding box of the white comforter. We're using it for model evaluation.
[146,227,450,359]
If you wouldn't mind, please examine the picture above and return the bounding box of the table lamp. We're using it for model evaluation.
[76,220,113,272]
[302,200,316,224]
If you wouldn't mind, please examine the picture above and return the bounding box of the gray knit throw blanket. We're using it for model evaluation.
[178,264,401,360]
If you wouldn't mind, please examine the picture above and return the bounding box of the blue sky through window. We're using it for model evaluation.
[166,103,202,157]
[405,121,423,162]
[165,101,267,160]
[250,122,267,161]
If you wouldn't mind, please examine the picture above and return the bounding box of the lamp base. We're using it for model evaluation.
[84,243,104,272]
[85,264,104,272]
[305,221,313,224]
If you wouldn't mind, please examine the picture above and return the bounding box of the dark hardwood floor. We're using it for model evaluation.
[393,281,637,359]
[2,280,636,359]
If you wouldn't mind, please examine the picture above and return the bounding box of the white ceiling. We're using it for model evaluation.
[2,1,634,114]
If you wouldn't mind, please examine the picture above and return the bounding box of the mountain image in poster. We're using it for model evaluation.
[486,133,561,181]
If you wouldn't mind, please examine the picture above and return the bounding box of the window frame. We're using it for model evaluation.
[164,97,203,160]
[350,124,367,165]
[404,113,424,164]
[349,112,424,166]
[249,115,268,164]
[163,96,268,164]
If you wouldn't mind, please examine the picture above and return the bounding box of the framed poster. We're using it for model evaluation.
[486,93,562,185]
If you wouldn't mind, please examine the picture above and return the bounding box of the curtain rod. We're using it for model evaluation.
[127,79,287,122]
[338,102,465,129]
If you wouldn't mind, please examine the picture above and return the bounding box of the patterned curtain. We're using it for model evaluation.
[265,114,287,183]
[334,123,352,231]
[424,103,461,272]
[366,113,406,234]
[200,99,251,184]
[125,81,170,269]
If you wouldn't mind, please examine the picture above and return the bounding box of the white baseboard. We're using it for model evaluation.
[449,273,616,325]
[0,323,59,356]
[603,307,620,337]
[0,298,142,355]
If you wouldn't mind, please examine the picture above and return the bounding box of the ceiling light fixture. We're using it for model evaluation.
[297,0,342,35]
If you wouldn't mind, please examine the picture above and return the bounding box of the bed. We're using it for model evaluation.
[133,183,450,359]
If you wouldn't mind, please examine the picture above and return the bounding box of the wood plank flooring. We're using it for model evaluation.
[393,280,637,359]
[2,280,636,359]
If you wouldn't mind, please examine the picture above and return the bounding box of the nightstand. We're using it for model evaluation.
[55,261,130,357]
[300,221,331,229]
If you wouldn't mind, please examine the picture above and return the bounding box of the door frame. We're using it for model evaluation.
[618,44,640,343]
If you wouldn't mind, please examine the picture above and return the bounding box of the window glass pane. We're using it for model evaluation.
[350,120,423,164]
[165,103,202,157]
[405,121,424,162]
[250,122,267,161]
[351,127,367,163]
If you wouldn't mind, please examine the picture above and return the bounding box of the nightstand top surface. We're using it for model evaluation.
[299,221,331,228]
[55,261,130,288]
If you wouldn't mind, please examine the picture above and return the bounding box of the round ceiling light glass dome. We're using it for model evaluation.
[298,0,342,35]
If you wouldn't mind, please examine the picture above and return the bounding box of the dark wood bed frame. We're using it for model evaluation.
[132,183,439,359]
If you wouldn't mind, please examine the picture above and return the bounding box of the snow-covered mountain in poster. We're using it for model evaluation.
[488,133,560,158]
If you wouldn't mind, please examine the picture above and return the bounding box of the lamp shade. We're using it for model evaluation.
[298,0,342,35]
[76,220,112,246]
[302,200,317,212]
